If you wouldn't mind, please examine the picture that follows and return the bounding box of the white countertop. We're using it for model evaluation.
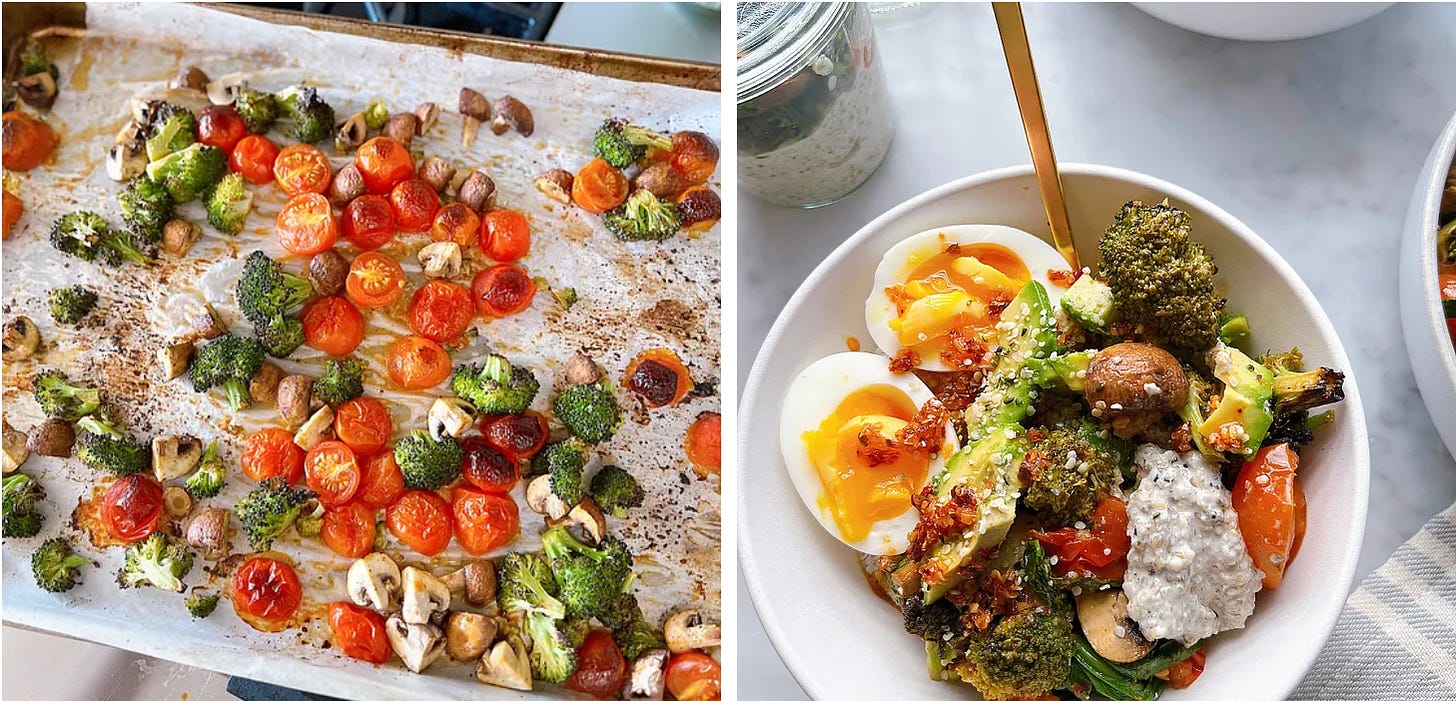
[737,2,1456,698]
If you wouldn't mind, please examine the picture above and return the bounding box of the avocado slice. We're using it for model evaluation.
[923,427,1031,602]
[963,281,1060,430]
[1028,350,1096,392]
[1198,344,1274,457]
[1060,275,1116,335]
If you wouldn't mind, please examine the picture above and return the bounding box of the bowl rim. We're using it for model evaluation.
[1404,110,1456,439]
[739,162,1370,700]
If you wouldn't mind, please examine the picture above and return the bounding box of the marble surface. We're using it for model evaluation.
[737,3,1456,698]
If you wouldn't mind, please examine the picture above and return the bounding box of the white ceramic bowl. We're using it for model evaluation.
[740,164,1370,701]
[1399,111,1456,460]
[1133,2,1392,41]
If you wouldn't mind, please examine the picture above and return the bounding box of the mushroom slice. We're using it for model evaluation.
[476,635,532,691]
[526,475,571,520]
[190,304,228,340]
[27,419,74,458]
[401,566,452,625]
[335,111,368,151]
[563,498,606,544]
[385,616,446,674]
[384,113,418,147]
[249,363,285,405]
[427,397,474,441]
[445,610,498,662]
[1075,589,1154,663]
[152,435,204,482]
[418,241,462,279]
[625,649,669,700]
[534,169,573,204]
[349,553,402,612]
[3,316,40,360]
[205,72,246,105]
[17,72,57,110]
[3,421,31,474]
[158,340,192,381]
[418,156,456,193]
[443,561,497,608]
[414,102,440,134]
[106,142,147,182]
[186,508,234,560]
[664,610,721,653]
[293,405,335,451]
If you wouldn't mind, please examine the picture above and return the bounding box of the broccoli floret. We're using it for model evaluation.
[48,211,110,263]
[33,370,101,420]
[525,611,580,683]
[117,532,194,592]
[1022,422,1128,527]
[205,173,253,235]
[145,143,227,204]
[599,594,665,660]
[185,440,226,499]
[255,316,305,359]
[1262,347,1346,414]
[553,382,622,444]
[592,119,671,168]
[75,413,150,476]
[31,537,90,592]
[3,473,46,538]
[313,357,365,406]
[186,590,221,618]
[604,189,681,242]
[363,100,389,130]
[954,606,1076,700]
[393,430,463,490]
[234,86,279,134]
[497,551,567,619]
[189,334,266,411]
[541,526,633,619]
[234,477,315,550]
[47,285,98,325]
[589,465,644,517]
[1098,201,1225,354]
[145,107,197,162]
[236,250,313,327]
[280,86,335,144]
[901,591,962,642]
[118,176,175,241]
[1266,410,1315,451]
[451,355,540,415]
[296,501,325,537]
[530,438,588,493]
[21,42,58,82]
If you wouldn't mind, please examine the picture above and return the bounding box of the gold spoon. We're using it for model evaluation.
[992,2,1080,270]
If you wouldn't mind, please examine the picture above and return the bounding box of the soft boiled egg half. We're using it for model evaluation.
[779,352,958,554]
[865,225,1070,371]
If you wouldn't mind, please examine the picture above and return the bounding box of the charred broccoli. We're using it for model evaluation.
[234,86,280,134]
[234,477,315,550]
[599,594,665,660]
[498,551,567,619]
[33,371,101,420]
[553,381,622,444]
[1097,201,1225,353]
[31,537,90,592]
[955,605,1076,700]
[255,316,305,358]
[451,355,540,415]
[49,211,149,265]
[205,172,253,235]
[185,440,226,499]
[145,143,227,204]
[363,100,389,130]
[525,611,579,683]
[118,176,175,241]
[236,251,313,348]
[541,526,633,619]
[589,465,644,517]
[190,335,266,411]
[47,285,98,325]
[531,438,588,497]
[117,532,193,592]
[186,590,221,618]
[313,357,365,406]
[1262,347,1346,414]
[3,473,46,538]
[144,105,197,161]
[394,430,463,489]
[592,119,671,168]
[279,86,335,144]
[1022,421,1128,527]
[75,412,150,475]
[604,189,681,242]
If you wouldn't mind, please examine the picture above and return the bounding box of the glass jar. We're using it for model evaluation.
[737,2,895,208]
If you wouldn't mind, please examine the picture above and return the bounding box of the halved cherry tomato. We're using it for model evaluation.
[273,143,332,196]
[669,131,720,185]
[328,601,390,663]
[358,451,406,509]
[1165,647,1207,689]
[242,427,306,484]
[276,193,339,256]
[481,411,548,461]
[3,190,22,240]
[625,348,692,408]
[354,136,415,195]
[232,556,302,625]
[408,280,474,343]
[471,264,536,318]
[334,397,393,455]
[685,412,721,476]
[100,474,165,543]
[305,440,362,507]
[196,105,247,152]
[481,209,531,262]
[386,490,453,556]
[665,652,721,701]
[389,178,439,232]
[341,194,396,251]
[302,295,365,356]
[2,112,58,171]
[1232,443,1306,589]
[321,501,376,559]
[431,202,480,248]
[572,157,629,214]
[230,134,281,185]
[451,485,519,555]
[386,335,452,389]
[1031,497,1132,580]
[460,436,519,494]
[346,251,406,309]
[566,629,627,698]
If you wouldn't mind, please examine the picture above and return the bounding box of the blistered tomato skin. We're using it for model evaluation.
[355,137,415,194]
[408,280,474,344]
[101,474,165,543]
[481,412,548,461]
[342,195,396,251]
[472,264,536,318]
[232,556,303,624]
[460,436,519,494]
[390,178,440,233]
[328,601,391,663]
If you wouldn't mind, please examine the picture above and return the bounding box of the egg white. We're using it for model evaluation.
[778,352,958,555]
[865,225,1070,372]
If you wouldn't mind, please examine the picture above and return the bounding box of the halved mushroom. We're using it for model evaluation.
[169,66,210,93]
[3,421,31,474]
[428,397,474,441]
[562,498,606,544]
[153,435,203,481]
[106,142,147,181]
[1075,590,1154,663]
[385,615,446,674]
[401,566,451,625]
[534,169,573,204]
[27,419,73,458]
[328,164,365,207]
[625,649,669,700]
[205,72,246,105]
[16,72,57,110]
[115,119,144,147]
[162,219,201,256]
[384,113,418,147]
[418,241,462,279]
[443,561,496,608]
[418,156,456,193]
[249,363,285,405]
[308,249,349,296]
[276,375,314,430]
[163,486,194,518]
[335,112,368,151]
[3,316,40,360]
[526,475,571,520]
[458,88,490,149]
[186,508,234,560]
[190,304,228,340]
[158,340,192,381]
[476,635,532,691]
[489,96,533,136]
[457,171,496,213]
[445,610,498,662]
[414,102,440,134]
[664,610,720,653]
[293,405,335,451]
[349,553,402,612]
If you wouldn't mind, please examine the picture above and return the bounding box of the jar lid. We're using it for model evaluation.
[736,1,850,104]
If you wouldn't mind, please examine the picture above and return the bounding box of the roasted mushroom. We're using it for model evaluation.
[427,397,474,440]
[335,112,368,151]
[457,171,496,213]
[309,249,349,296]
[205,73,246,105]
[1084,342,1189,438]
[169,66,210,93]
[664,610,720,653]
[3,421,31,473]
[386,615,446,674]
[153,435,204,481]
[414,102,440,134]
[249,362,285,405]
[162,219,201,256]
[563,498,606,544]
[1076,589,1154,663]
[106,141,147,182]
[384,113,419,147]
[16,72,57,110]
[418,156,456,193]
[625,649,669,700]
[526,475,571,520]
[418,241,463,279]
[186,507,234,560]
[534,169,573,204]
[190,304,228,340]
[443,561,496,608]
[635,162,686,200]
[293,405,335,451]
[445,611,498,662]
[476,634,532,691]
[349,553,403,612]
[27,419,74,458]
[489,96,533,136]
[158,340,192,380]
[3,316,40,360]
[276,375,314,430]
[401,566,451,625]
[459,88,490,149]
[329,163,365,206]
[563,352,601,386]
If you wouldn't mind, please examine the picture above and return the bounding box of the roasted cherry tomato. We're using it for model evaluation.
[358,450,406,509]
[685,412,721,476]
[408,280,474,343]
[386,489,453,556]
[1232,443,1306,590]
[480,209,531,262]
[389,177,439,233]
[471,264,536,318]
[3,190,22,240]
[1165,648,1207,689]
[460,436,519,494]
[669,131,719,185]
[1031,497,1132,580]
[341,194,396,251]
[2,112,58,171]
[481,412,548,461]
[321,501,376,559]
[100,474,164,543]
[196,105,247,152]
[346,251,406,309]
[242,427,305,484]
[625,348,692,408]
[665,652,721,701]
[305,440,362,507]
[232,556,303,625]
[386,334,452,389]
[276,192,339,256]
[1440,263,1456,300]
[451,485,519,555]
[328,601,390,663]
[572,157,629,214]
[302,295,365,357]
[230,134,281,185]
[354,136,415,195]
[334,397,393,456]
[431,202,480,248]
[566,629,627,698]
[273,143,332,196]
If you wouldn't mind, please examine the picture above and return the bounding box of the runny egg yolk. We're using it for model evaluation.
[802,385,930,543]
[886,243,1030,355]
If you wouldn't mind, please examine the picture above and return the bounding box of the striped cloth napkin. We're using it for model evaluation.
[1291,503,1456,700]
